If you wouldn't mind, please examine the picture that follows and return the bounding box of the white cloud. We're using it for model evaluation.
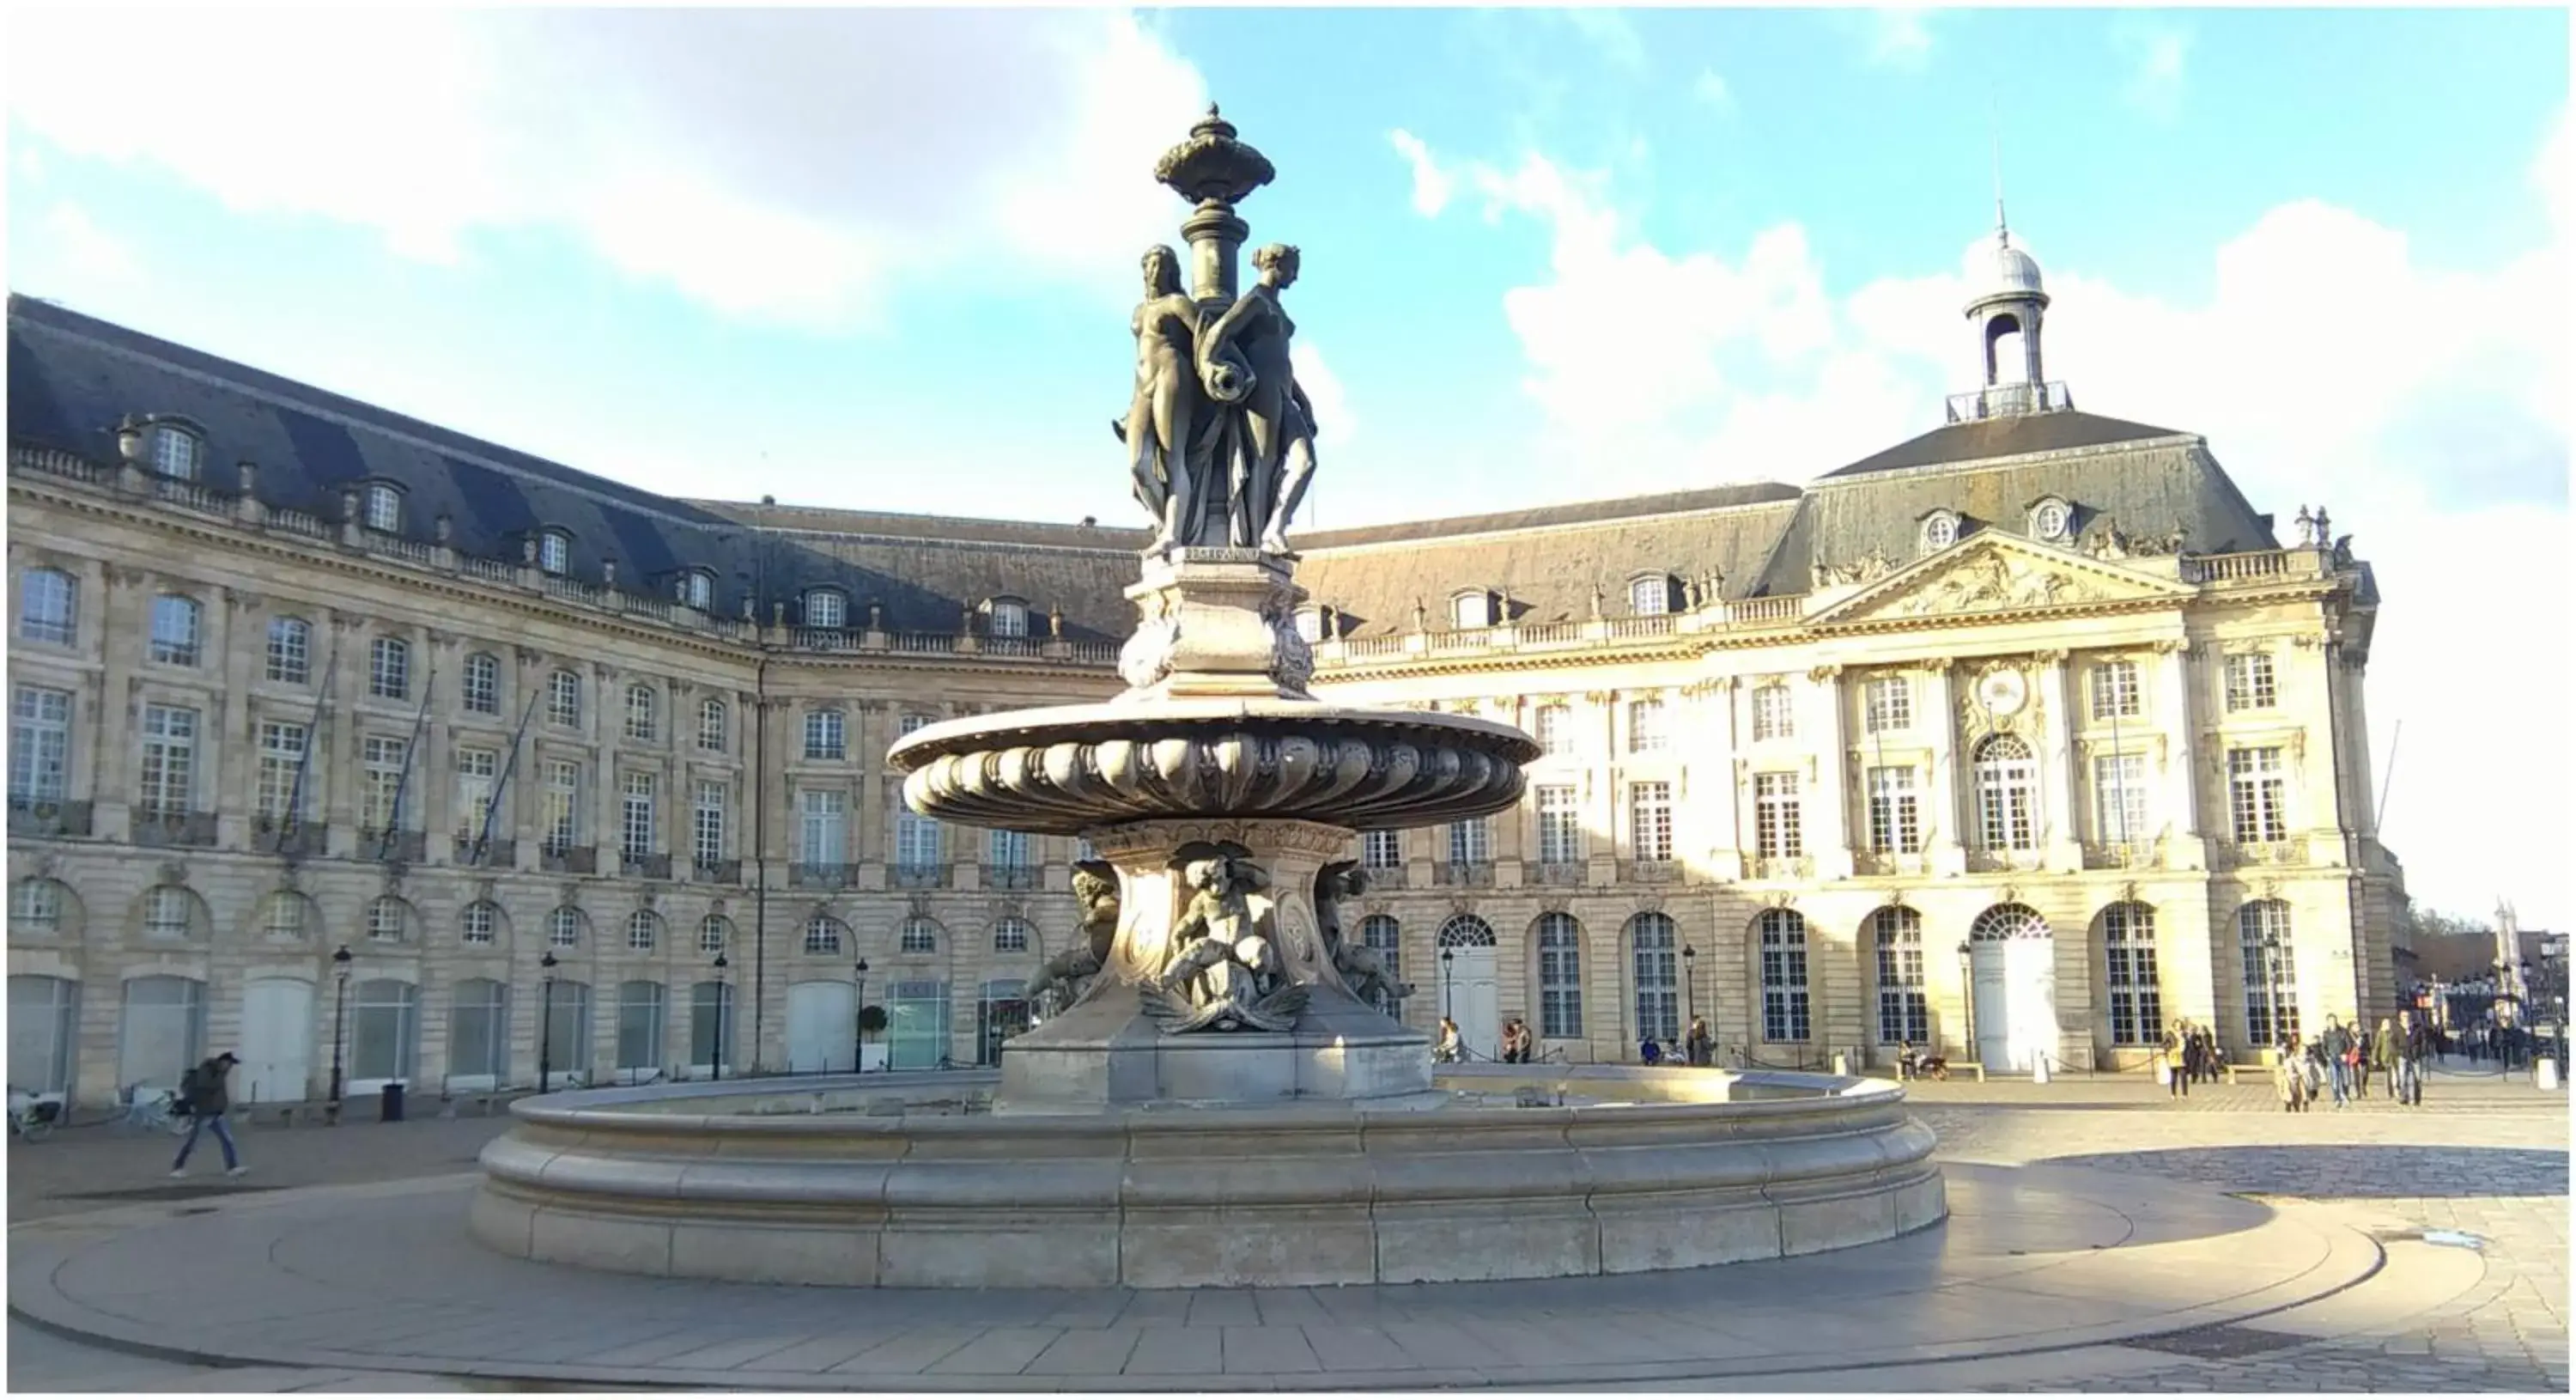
[4,9,1208,328]
[2121,27,2192,123]
[1860,9,1935,70]
[1291,342,1355,448]
[1692,69,1733,110]
[1449,117,2570,922]
[1388,129,1455,218]
[32,203,145,288]
[1557,9,1647,72]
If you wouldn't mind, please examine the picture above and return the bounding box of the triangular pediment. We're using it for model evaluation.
[1811,534,2195,628]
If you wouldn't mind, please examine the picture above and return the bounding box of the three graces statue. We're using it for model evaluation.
[1119,241,1319,557]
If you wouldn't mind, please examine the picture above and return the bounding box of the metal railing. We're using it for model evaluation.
[1945,380,2074,423]
[252,819,327,857]
[1431,861,1495,887]
[789,862,854,890]
[131,810,217,848]
[539,844,598,874]
[692,858,743,884]
[619,851,673,880]
[8,798,94,838]
[1528,861,1587,887]
[1620,859,1678,884]
[982,864,1040,891]
[454,837,517,867]
[892,863,951,889]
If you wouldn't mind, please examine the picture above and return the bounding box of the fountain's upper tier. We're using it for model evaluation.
[887,698,1539,837]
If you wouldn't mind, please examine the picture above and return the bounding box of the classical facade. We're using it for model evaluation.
[5,224,2403,1104]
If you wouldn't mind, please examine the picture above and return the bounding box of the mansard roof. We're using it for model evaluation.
[1820,408,2190,479]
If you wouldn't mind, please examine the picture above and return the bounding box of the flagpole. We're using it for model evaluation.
[376,669,436,862]
[280,640,340,844]
[475,685,544,864]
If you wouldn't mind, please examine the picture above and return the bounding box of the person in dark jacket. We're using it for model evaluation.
[1685,1017,1712,1068]
[2395,1010,2433,1106]
[2320,1016,2353,1108]
[170,1052,245,1178]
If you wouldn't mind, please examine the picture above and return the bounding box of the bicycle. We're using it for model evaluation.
[118,1085,189,1135]
[8,1088,64,1142]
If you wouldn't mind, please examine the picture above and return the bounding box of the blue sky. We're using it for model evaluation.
[8,6,2568,927]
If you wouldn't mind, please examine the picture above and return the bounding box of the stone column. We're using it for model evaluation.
[1806,666,1852,880]
[2154,639,2203,869]
[1923,660,1965,878]
[2035,649,2081,873]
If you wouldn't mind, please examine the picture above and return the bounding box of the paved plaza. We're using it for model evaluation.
[8,1062,2565,1393]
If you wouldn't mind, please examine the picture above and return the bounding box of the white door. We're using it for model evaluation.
[2008,935,2061,1071]
[1448,947,1500,1061]
[240,978,314,1104]
[786,981,855,1074]
[1971,942,2013,1070]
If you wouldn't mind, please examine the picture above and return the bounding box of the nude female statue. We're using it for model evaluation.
[1196,243,1318,554]
[1115,245,1208,556]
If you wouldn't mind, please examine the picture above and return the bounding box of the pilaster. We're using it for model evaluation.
[1806,666,1852,880]
[1923,660,1965,878]
[2154,640,2205,869]
[2034,648,2082,873]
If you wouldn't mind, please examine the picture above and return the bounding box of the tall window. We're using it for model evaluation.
[261,891,307,941]
[152,424,201,479]
[137,704,198,816]
[9,687,72,805]
[2227,747,2288,843]
[804,709,846,760]
[1973,734,2038,851]
[453,747,497,840]
[1753,772,1802,858]
[2090,660,2142,721]
[897,714,931,737]
[1536,784,1580,863]
[360,736,409,833]
[623,685,657,742]
[1628,575,1668,617]
[264,617,311,684]
[681,571,714,611]
[538,531,570,575]
[367,896,409,943]
[548,906,583,948]
[896,810,942,871]
[118,974,204,1088]
[1759,910,1811,1042]
[1626,697,1668,753]
[1447,817,1490,865]
[2093,752,2149,844]
[1361,916,1402,1013]
[693,782,726,866]
[1871,908,1929,1044]
[11,975,81,1094]
[1630,911,1678,1044]
[899,917,939,954]
[1862,676,1911,734]
[368,636,409,700]
[620,772,656,859]
[805,589,847,629]
[990,599,1029,638]
[690,981,732,1069]
[616,981,665,1073]
[1630,782,1673,862]
[148,595,201,667]
[2239,901,2297,1044]
[1866,766,1921,854]
[460,902,498,946]
[987,828,1031,871]
[1752,684,1795,740]
[13,880,66,937]
[626,910,659,953]
[698,915,728,955]
[143,886,194,940]
[1451,591,1491,629]
[255,721,309,822]
[1535,912,1583,1038]
[993,917,1031,953]
[1534,705,1571,757]
[17,568,76,646]
[350,980,418,1082]
[798,789,846,866]
[542,760,581,853]
[363,484,403,533]
[460,652,499,714]
[1363,830,1401,868]
[697,697,726,752]
[547,670,581,727]
[2222,652,2277,712]
[450,981,509,1083]
[2102,904,2162,1047]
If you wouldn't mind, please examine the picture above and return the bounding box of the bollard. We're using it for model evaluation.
[2033,1055,2050,1085]
[2540,1057,2560,1092]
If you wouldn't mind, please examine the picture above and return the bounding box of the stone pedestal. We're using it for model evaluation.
[1117,550,1310,702]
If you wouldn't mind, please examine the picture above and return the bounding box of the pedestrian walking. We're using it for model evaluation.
[1499,1018,1532,1064]
[1433,1017,1462,1064]
[169,1052,245,1178]
[2369,1016,2398,1099]
[1685,1016,1711,1068]
[2161,1022,2190,1098]
[2396,1010,2432,1106]
[2321,1016,2352,1108]
[2275,1034,2310,1112]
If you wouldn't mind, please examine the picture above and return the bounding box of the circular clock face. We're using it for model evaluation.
[1978,670,2029,716]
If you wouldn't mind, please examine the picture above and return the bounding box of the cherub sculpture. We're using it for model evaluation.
[1315,860,1411,1012]
[1150,855,1304,1032]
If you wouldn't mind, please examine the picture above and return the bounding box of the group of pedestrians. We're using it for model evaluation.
[2273,1010,2434,1111]
[1637,1017,1715,1068]
[2157,1020,2224,1095]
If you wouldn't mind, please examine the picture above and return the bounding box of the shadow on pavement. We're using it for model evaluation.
[2038,1144,2570,1199]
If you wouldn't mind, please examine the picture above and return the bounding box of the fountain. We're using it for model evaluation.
[471,107,1943,1290]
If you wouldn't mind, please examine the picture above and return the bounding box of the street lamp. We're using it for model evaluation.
[538,950,559,1092]
[1682,945,1699,1063]
[1441,947,1455,1022]
[852,957,870,1074]
[2262,933,2287,1050]
[327,944,353,1122]
[1955,940,1973,1061]
[710,953,728,1083]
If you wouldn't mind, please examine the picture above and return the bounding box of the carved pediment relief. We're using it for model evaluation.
[1814,536,2192,628]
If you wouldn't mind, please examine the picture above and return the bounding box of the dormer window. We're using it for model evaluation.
[804,588,847,630]
[1628,575,1671,617]
[152,424,203,481]
[1919,510,1960,554]
[1450,589,1492,630]
[2028,497,2072,543]
[988,597,1029,639]
[678,570,715,611]
[1293,607,1323,643]
[362,483,404,533]
[538,530,571,575]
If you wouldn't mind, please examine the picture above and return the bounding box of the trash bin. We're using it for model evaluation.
[380,1080,406,1123]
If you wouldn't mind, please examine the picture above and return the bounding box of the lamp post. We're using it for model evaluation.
[327,945,353,1121]
[2261,933,2287,1050]
[1682,944,1699,1064]
[1441,947,1455,1022]
[852,957,870,1074]
[538,950,559,1092]
[1955,940,1976,1067]
[710,953,728,1082]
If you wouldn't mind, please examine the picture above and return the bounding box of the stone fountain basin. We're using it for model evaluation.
[472,1065,1944,1290]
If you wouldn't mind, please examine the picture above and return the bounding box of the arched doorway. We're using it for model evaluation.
[1968,904,2057,1072]
[1436,915,1500,1060]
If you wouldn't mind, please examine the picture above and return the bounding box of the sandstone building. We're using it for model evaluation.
[5,227,2403,1105]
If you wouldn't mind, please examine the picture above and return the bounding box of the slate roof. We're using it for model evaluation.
[1821,409,2190,478]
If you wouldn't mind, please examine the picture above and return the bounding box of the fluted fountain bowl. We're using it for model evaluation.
[887,697,1540,836]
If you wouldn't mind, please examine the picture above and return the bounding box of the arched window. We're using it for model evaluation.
[1758,909,1810,1042]
[988,598,1029,638]
[9,974,81,1093]
[258,891,308,942]
[369,636,410,699]
[697,697,727,752]
[804,709,846,760]
[993,917,1032,953]
[1449,590,1491,629]
[367,896,410,943]
[680,570,715,611]
[1436,914,1496,947]
[363,483,404,533]
[1974,734,2038,851]
[547,670,582,727]
[151,423,202,479]
[2238,901,2297,1045]
[148,594,202,667]
[11,878,70,937]
[623,685,658,742]
[698,915,730,955]
[1361,915,1403,1014]
[1969,904,2050,942]
[616,981,666,1075]
[264,616,313,684]
[626,909,661,952]
[804,589,847,630]
[17,567,77,646]
[459,651,500,714]
[899,917,939,954]
[803,915,846,956]
[1871,907,1929,1045]
[350,979,418,1083]
[2102,904,2162,1046]
[142,886,197,940]
[461,901,502,946]
[1628,575,1669,617]
[538,530,571,575]
[1536,913,1583,1038]
[547,906,583,948]
[1629,911,1678,1044]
